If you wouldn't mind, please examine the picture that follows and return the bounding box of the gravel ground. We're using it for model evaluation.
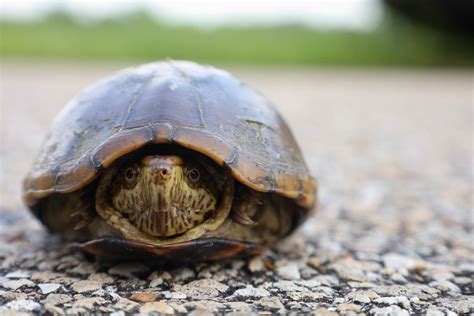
[0,61,473,315]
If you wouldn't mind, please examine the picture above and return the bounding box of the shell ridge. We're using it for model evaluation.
[167,60,207,129]
[118,69,157,132]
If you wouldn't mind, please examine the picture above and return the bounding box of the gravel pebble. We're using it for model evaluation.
[184,300,225,313]
[370,305,409,316]
[170,267,196,282]
[312,307,338,315]
[2,279,35,290]
[0,291,28,301]
[336,303,361,313]
[149,276,163,287]
[88,273,115,285]
[175,279,229,299]
[231,285,270,298]
[44,303,64,315]
[374,296,411,309]
[426,307,445,316]
[276,262,301,280]
[71,280,102,293]
[129,291,158,302]
[383,254,422,271]
[42,294,72,306]
[72,297,107,309]
[5,271,31,279]
[113,298,140,312]
[139,301,174,314]
[346,290,380,303]
[248,257,265,272]
[5,299,41,312]
[256,297,284,310]
[38,283,61,294]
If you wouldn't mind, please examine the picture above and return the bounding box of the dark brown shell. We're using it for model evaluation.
[23,61,316,211]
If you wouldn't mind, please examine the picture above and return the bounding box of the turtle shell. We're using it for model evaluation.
[23,61,316,214]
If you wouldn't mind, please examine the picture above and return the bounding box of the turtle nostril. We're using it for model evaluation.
[160,168,170,178]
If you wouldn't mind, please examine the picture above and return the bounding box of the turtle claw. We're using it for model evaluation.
[232,206,258,226]
[71,209,93,230]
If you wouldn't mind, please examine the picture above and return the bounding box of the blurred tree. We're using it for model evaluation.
[384,0,474,35]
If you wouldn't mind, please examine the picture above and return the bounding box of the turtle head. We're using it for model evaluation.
[110,155,218,237]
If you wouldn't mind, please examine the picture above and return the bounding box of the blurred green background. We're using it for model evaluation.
[1,0,473,66]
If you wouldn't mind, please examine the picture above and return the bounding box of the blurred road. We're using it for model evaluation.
[0,61,472,313]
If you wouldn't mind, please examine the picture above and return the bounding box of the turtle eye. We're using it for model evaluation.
[124,167,137,182]
[187,169,200,182]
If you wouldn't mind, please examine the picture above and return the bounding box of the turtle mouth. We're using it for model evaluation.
[126,206,213,237]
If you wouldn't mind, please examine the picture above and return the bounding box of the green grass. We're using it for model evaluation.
[1,12,473,66]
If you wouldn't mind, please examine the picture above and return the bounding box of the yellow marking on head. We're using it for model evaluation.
[111,155,217,237]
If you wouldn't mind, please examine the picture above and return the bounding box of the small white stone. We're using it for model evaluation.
[391,273,408,284]
[272,280,303,292]
[168,302,188,314]
[226,302,252,312]
[370,305,409,316]
[42,294,72,306]
[452,276,472,285]
[257,297,284,310]
[3,279,35,290]
[382,253,422,271]
[426,307,445,316]
[5,271,31,279]
[72,297,107,309]
[140,301,174,314]
[276,262,301,280]
[346,290,380,303]
[374,296,411,309]
[431,281,461,293]
[5,299,41,312]
[248,257,265,272]
[149,277,163,288]
[113,298,140,313]
[231,260,245,270]
[231,285,270,298]
[88,273,114,284]
[108,291,122,302]
[337,303,361,313]
[71,280,102,293]
[161,271,172,281]
[44,303,64,315]
[171,267,195,282]
[174,279,228,300]
[184,300,225,313]
[38,283,61,294]
[170,291,187,299]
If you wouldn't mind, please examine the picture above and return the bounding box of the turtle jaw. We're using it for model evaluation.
[111,155,217,237]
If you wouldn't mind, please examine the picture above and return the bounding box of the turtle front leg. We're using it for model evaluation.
[69,187,96,230]
[231,185,263,226]
[71,207,94,230]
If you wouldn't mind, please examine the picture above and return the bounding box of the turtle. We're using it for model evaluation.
[23,60,317,261]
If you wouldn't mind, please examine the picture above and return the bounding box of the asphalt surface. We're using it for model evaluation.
[0,61,472,314]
